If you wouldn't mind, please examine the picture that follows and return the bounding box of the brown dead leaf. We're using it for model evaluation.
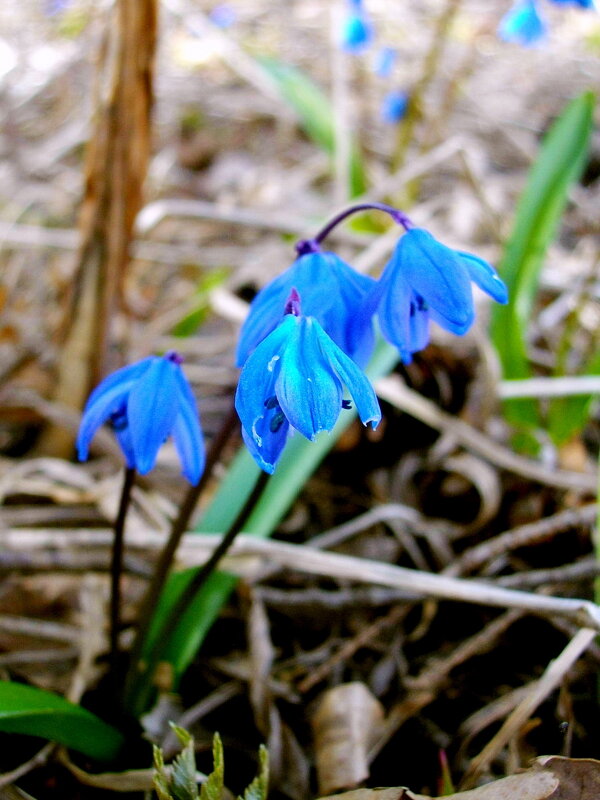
[312,682,384,795]
[319,770,558,800]
[533,755,600,799]
[319,755,600,800]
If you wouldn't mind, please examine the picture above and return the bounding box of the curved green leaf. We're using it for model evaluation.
[125,342,399,716]
[0,681,124,761]
[258,56,367,196]
[490,91,596,428]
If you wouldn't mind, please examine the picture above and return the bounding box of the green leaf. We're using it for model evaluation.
[546,350,600,445]
[258,56,367,196]
[490,91,596,429]
[171,726,200,800]
[154,743,173,800]
[126,343,398,717]
[201,733,224,800]
[172,269,229,337]
[0,681,124,761]
[239,744,268,800]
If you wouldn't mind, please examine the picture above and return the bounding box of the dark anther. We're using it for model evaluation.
[264,396,280,410]
[110,410,128,432]
[342,399,353,410]
[270,411,286,433]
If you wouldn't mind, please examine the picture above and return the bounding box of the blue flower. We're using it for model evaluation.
[374,46,396,78]
[548,0,595,7]
[236,249,377,368]
[498,0,547,45]
[372,228,508,363]
[341,0,373,53]
[77,352,205,484]
[235,292,381,473]
[209,3,236,28]
[381,90,409,124]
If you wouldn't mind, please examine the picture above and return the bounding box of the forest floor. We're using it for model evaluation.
[0,1,599,798]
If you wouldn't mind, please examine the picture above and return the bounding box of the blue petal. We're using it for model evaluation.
[405,298,431,363]
[375,267,417,354]
[374,46,396,78]
[171,368,205,484]
[77,379,140,462]
[241,420,289,475]
[326,253,377,366]
[381,90,408,124]
[236,251,376,366]
[457,251,509,305]
[235,315,295,468]
[83,358,154,412]
[394,229,475,334]
[313,322,381,429]
[172,411,205,484]
[341,12,372,52]
[546,0,595,6]
[127,358,180,474]
[275,317,342,440]
[114,423,136,468]
[498,1,547,45]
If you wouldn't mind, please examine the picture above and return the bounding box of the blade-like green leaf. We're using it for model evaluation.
[490,91,595,428]
[546,350,600,446]
[258,56,367,196]
[201,733,224,800]
[126,342,398,716]
[0,681,124,761]
[171,726,200,800]
[239,744,268,800]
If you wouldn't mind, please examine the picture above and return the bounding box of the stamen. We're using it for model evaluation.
[342,399,353,410]
[110,409,128,432]
[264,396,280,409]
[269,411,286,433]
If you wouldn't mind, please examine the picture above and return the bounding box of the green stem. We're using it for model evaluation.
[392,0,463,173]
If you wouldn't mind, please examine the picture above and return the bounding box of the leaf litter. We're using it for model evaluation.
[0,0,599,797]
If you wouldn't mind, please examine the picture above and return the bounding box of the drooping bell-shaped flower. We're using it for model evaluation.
[236,289,381,473]
[372,228,508,363]
[236,249,377,368]
[548,0,595,8]
[340,0,373,53]
[381,90,409,124]
[498,0,547,45]
[77,352,205,484]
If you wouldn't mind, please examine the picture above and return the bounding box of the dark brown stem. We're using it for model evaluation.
[156,470,270,626]
[110,466,136,677]
[124,401,239,698]
[295,201,411,256]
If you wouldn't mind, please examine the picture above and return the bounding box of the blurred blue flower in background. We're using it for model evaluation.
[236,290,381,473]
[77,353,205,484]
[341,0,373,53]
[209,3,236,29]
[374,46,396,77]
[44,0,71,15]
[236,249,377,368]
[498,0,547,45]
[372,228,508,363]
[547,0,596,7]
[381,90,409,124]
